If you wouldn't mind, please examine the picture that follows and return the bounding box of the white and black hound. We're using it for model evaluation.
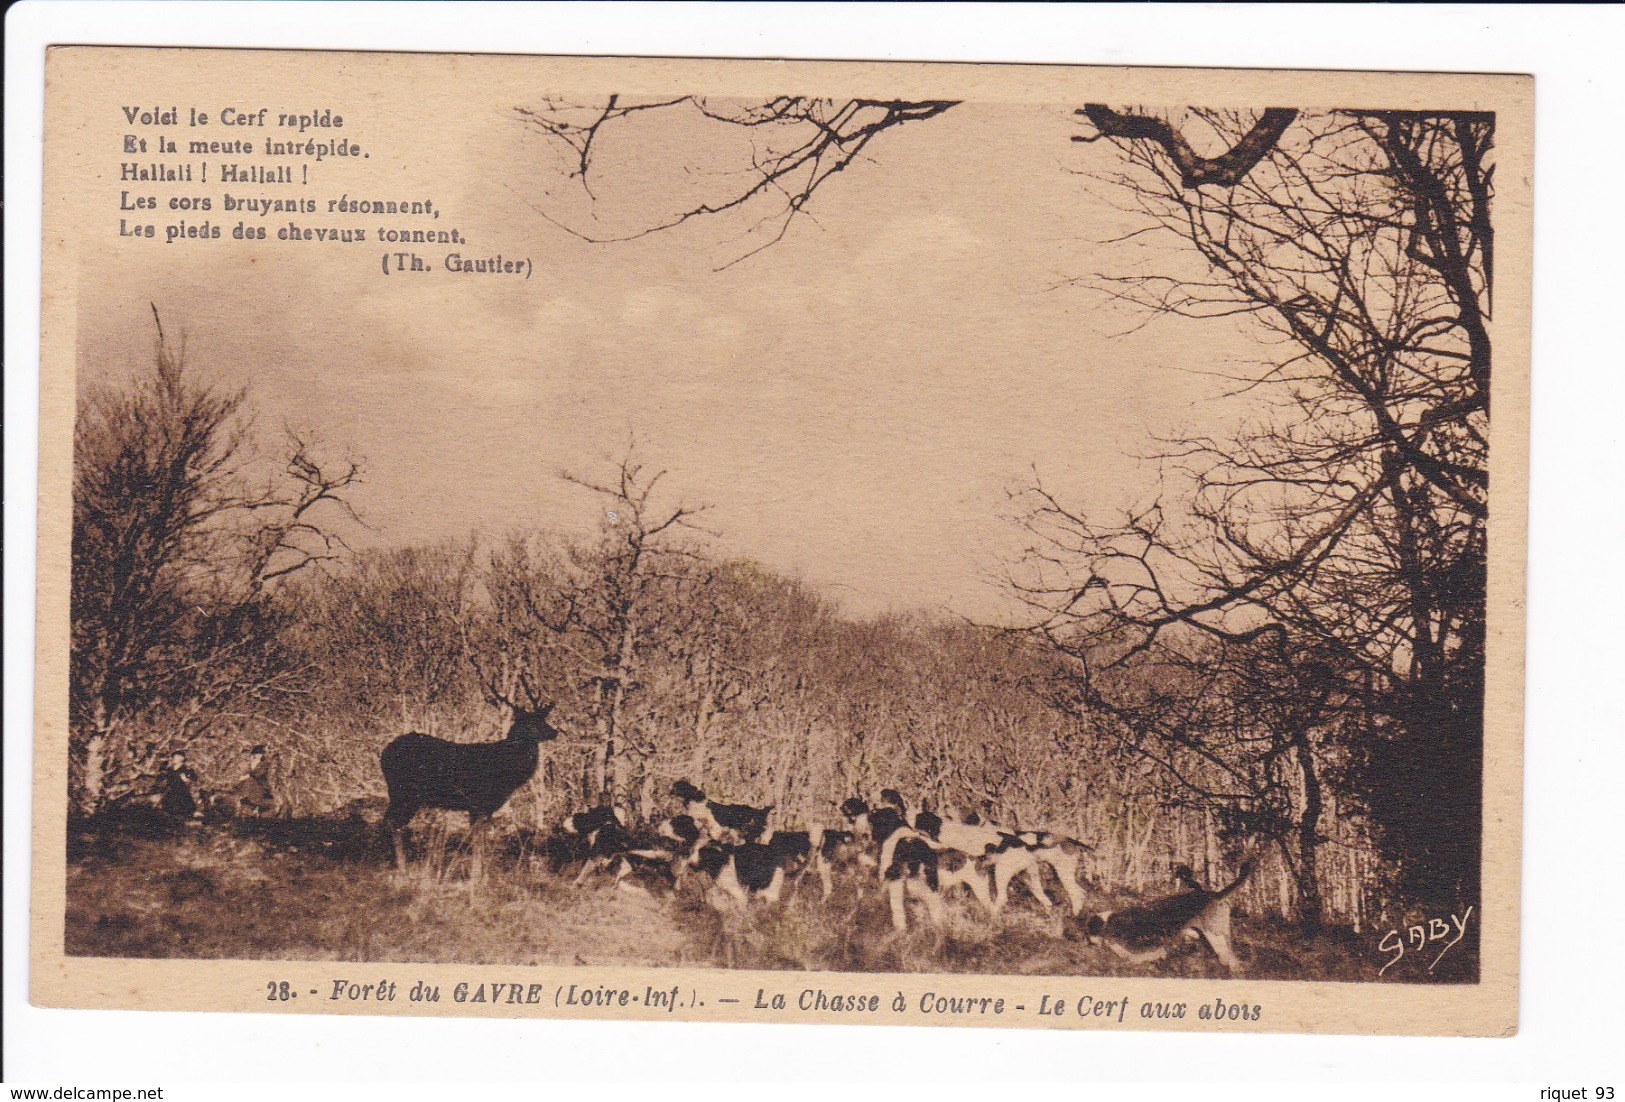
[671,780,772,844]
[687,829,823,910]
[983,824,1092,916]
[560,804,628,837]
[544,804,623,877]
[840,797,968,930]
[656,812,704,851]
[919,803,1092,915]
[754,827,858,901]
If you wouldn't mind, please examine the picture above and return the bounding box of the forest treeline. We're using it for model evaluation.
[74,330,1414,935]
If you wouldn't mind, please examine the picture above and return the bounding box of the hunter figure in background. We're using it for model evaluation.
[232,744,279,818]
[155,751,204,825]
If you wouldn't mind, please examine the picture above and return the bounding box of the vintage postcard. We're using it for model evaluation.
[32,47,1529,1036]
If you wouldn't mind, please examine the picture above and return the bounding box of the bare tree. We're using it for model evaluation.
[71,310,361,813]
[480,447,710,804]
[515,96,955,266]
[328,543,479,729]
[631,560,827,810]
[1012,107,1492,905]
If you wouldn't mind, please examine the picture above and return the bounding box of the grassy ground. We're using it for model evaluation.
[63,816,1474,983]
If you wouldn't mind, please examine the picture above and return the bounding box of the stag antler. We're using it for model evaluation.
[515,669,544,711]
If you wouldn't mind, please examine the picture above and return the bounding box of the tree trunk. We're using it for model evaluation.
[688,688,717,779]
[82,732,107,815]
[1295,732,1326,930]
[603,600,640,803]
[80,701,118,815]
[592,681,612,800]
[639,771,655,822]
[529,746,550,830]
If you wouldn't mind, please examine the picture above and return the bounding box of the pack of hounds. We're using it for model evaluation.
[539,781,1255,975]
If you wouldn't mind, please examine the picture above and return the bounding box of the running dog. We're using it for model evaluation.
[1082,860,1255,974]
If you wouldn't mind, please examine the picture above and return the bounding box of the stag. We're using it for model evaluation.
[380,675,560,880]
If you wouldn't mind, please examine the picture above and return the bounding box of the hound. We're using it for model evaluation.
[905,808,998,911]
[601,848,681,897]
[883,835,947,932]
[879,788,911,819]
[759,827,857,901]
[671,780,772,843]
[656,813,704,851]
[984,828,1091,916]
[927,807,1092,915]
[838,797,953,929]
[584,818,698,890]
[1083,860,1256,974]
[690,838,800,909]
[561,805,628,837]
[543,828,593,874]
[839,797,913,875]
[882,800,1053,914]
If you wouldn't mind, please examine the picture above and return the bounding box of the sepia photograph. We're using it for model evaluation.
[29,45,1528,1037]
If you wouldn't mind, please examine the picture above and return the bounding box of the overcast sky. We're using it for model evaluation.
[75,64,1256,620]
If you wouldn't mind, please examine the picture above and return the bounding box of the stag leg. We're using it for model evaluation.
[384,805,414,873]
[383,794,418,874]
[468,814,490,884]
